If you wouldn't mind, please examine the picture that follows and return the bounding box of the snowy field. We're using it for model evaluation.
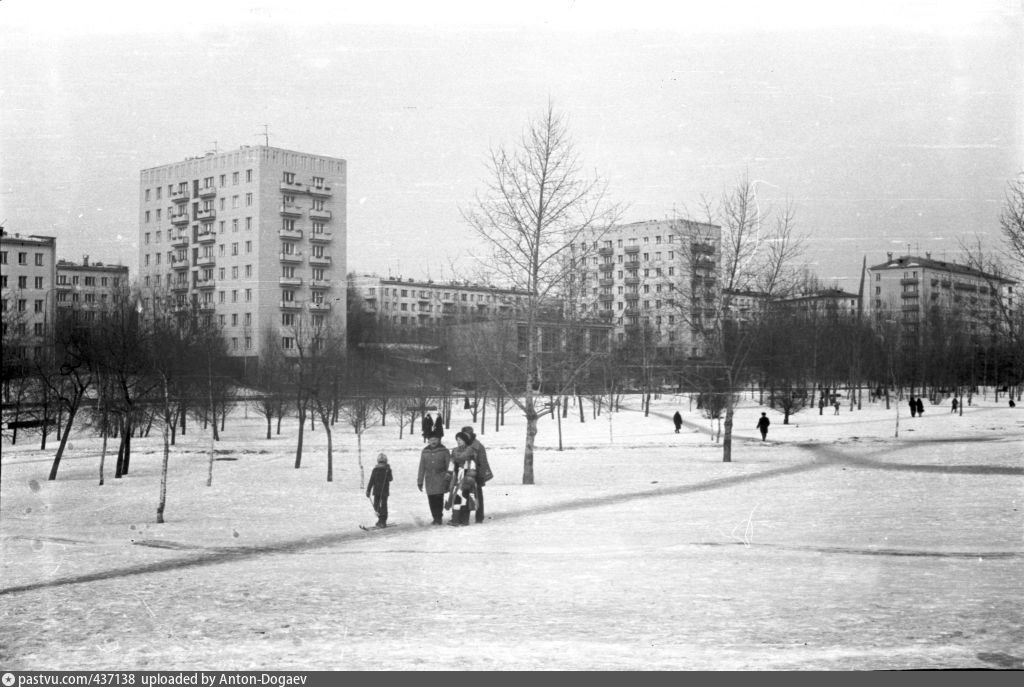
[2,391,1022,670]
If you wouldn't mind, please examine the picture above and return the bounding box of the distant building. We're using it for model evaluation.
[138,145,347,362]
[573,218,722,358]
[722,288,770,323]
[775,288,860,318]
[0,229,57,362]
[866,253,1016,336]
[55,256,129,321]
[348,274,533,332]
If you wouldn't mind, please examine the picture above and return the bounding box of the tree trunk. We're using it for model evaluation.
[266,414,272,440]
[48,401,81,481]
[722,405,734,462]
[523,397,538,485]
[156,378,171,524]
[322,413,333,482]
[295,405,306,469]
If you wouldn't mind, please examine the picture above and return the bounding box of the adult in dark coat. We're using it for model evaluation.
[366,453,394,528]
[421,413,434,442]
[672,411,683,433]
[461,426,492,523]
[916,397,925,416]
[909,396,917,417]
[417,432,451,525]
[756,413,770,441]
[433,414,445,439]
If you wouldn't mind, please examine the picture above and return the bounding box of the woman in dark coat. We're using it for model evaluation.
[433,414,445,439]
[421,413,434,442]
[672,411,683,433]
[418,432,451,525]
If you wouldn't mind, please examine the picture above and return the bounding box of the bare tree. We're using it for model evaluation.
[461,102,621,484]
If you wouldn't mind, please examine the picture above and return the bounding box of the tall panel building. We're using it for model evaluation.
[138,145,347,363]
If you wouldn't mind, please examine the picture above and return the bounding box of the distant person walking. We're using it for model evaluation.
[418,431,450,525]
[421,413,434,443]
[433,414,445,440]
[672,411,683,433]
[833,400,840,415]
[756,412,770,441]
[916,397,925,416]
[366,453,394,528]
[951,398,959,413]
[909,396,917,418]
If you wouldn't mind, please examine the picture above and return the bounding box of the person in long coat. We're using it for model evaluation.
[417,432,450,525]
[909,396,917,418]
[460,425,492,523]
[672,411,683,433]
[433,414,445,440]
[916,397,925,416]
[447,432,479,526]
[756,413,770,441]
[421,413,434,442]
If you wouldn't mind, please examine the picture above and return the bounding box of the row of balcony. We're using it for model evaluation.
[279,276,333,289]
[279,204,333,220]
[280,300,332,311]
[279,181,333,197]
[170,209,216,224]
[279,228,334,242]
[279,252,333,266]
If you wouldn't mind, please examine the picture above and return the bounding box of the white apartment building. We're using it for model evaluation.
[138,145,346,361]
[573,218,721,357]
[349,275,532,330]
[0,230,57,362]
[866,253,1016,336]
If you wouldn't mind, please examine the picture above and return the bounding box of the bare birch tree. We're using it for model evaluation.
[461,103,621,484]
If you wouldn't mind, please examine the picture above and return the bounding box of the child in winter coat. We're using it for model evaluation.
[447,432,478,526]
[366,453,394,528]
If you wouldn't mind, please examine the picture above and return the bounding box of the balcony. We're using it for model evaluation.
[308,254,332,266]
[308,302,332,312]
[279,300,302,310]
[279,228,303,241]
[598,309,614,321]
[902,303,919,312]
[308,231,333,243]
[171,258,189,271]
[279,252,303,264]
[598,262,614,272]
[598,293,614,302]
[625,276,640,286]
[196,231,216,244]
[598,247,614,257]
[624,245,640,254]
[624,307,640,317]
[170,213,189,226]
[196,256,216,267]
[624,292,639,301]
[280,180,307,194]
[308,184,332,197]
[197,209,216,223]
[279,276,303,286]
[170,189,189,204]
[624,260,640,269]
[900,278,919,286]
[308,208,332,221]
[900,291,919,299]
[599,278,614,288]
[279,204,303,217]
[195,279,216,290]
[198,303,216,314]
[197,186,217,199]
[170,234,188,248]
[171,283,190,293]
[309,279,331,289]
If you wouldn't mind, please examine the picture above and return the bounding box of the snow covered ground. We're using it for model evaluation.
[2,391,1022,670]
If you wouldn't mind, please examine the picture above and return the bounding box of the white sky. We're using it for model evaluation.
[1,0,1022,285]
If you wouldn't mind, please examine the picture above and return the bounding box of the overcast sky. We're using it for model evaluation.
[2,0,1022,288]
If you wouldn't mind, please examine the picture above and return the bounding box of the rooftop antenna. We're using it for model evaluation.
[258,125,270,147]
[207,141,219,155]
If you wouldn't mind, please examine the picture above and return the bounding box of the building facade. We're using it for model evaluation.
[1,230,58,362]
[573,218,721,358]
[775,288,861,318]
[138,145,347,361]
[348,275,533,330]
[55,257,129,321]
[866,253,1016,336]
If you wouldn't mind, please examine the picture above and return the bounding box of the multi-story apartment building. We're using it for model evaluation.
[138,145,346,362]
[573,218,721,358]
[55,257,129,321]
[866,253,1016,336]
[775,288,861,318]
[0,230,57,362]
[348,274,533,332]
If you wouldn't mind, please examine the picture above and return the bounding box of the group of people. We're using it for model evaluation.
[363,423,493,529]
[908,396,926,417]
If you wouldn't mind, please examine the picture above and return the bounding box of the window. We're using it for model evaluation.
[245,192,252,206]
[244,313,251,326]
[34,300,44,313]
[232,266,239,279]
[232,290,238,303]
[232,195,239,209]
[312,176,324,188]
[282,336,294,350]
[146,212,151,224]
[245,265,252,277]
[246,169,253,182]
[282,290,294,302]
[34,323,44,336]
[145,189,151,201]
[19,252,27,265]
[282,313,295,326]
[245,217,252,230]
[232,243,239,256]
[220,174,227,187]
[283,172,295,184]
[245,241,252,254]
[231,314,238,326]
[0,252,6,264]
[282,219,295,232]
[232,219,239,233]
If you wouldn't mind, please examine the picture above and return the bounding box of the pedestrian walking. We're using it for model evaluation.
[366,453,394,528]
[833,400,840,415]
[756,412,770,441]
[916,397,925,416]
[421,413,434,442]
[417,431,451,525]
[951,398,959,413]
[672,411,683,433]
[433,414,445,440]
[460,426,493,523]
[909,396,917,418]
[447,432,479,526]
